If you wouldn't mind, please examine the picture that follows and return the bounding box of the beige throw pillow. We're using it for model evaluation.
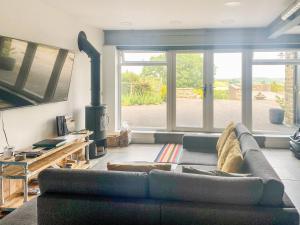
[107,162,172,173]
[216,122,235,157]
[217,131,237,170]
[221,140,243,173]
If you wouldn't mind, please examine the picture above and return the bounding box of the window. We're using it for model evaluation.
[213,53,242,128]
[252,51,300,133]
[176,52,204,128]
[25,45,58,97]
[120,51,167,129]
[118,50,300,134]
[0,38,27,85]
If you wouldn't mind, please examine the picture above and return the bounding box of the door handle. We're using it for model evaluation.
[203,84,207,98]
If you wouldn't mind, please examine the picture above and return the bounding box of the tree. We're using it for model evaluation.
[140,53,204,88]
[140,54,167,83]
[176,54,203,88]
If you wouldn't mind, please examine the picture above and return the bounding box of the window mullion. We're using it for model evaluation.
[242,49,253,131]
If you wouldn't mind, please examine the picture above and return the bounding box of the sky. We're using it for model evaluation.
[123,52,291,79]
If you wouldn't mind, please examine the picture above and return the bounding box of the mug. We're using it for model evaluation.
[3,146,14,159]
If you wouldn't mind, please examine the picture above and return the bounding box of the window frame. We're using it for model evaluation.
[251,50,300,134]
[118,50,168,131]
[118,49,300,134]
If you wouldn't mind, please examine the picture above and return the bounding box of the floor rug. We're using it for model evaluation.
[155,144,183,163]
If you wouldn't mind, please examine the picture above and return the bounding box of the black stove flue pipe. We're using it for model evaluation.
[78,31,107,158]
[78,31,101,106]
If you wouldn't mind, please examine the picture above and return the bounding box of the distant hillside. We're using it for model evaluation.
[253,77,284,84]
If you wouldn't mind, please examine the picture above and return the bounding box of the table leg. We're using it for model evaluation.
[0,165,4,205]
[23,165,28,202]
[85,137,90,164]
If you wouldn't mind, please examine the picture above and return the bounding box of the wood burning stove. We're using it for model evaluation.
[78,31,108,158]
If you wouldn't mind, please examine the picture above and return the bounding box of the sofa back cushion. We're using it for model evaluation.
[39,169,149,198]
[242,149,284,206]
[149,170,263,206]
[235,123,260,155]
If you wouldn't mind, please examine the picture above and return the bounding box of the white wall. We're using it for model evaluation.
[103,46,118,132]
[0,0,103,150]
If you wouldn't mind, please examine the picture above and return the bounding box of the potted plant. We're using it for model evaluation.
[269,96,285,124]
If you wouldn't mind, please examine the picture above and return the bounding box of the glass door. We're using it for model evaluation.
[175,52,205,130]
[213,52,242,129]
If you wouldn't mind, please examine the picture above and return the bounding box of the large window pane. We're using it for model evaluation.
[213,53,242,128]
[123,52,166,62]
[252,64,296,133]
[0,37,27,85]
[253,51,300,60]
[176,53,204,128]
[24,45,58,97]
[121,65,167,129]
[53,52,75,101]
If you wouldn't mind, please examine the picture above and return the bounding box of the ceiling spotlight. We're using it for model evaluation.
[170,20,182,25]
[120,21,132,26]
[221,19,235,25]
[281,0,300,21]
[224,1,241,7]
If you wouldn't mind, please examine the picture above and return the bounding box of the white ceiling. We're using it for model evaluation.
[40,0,293,30]
[286,25,300,34]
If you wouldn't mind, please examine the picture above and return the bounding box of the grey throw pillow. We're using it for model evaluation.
[182,166,252,177]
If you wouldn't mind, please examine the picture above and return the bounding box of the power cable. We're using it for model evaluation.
[1,112,9,147]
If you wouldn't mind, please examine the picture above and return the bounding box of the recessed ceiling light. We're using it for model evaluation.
[221,19,236,25]
[170,20,182,25]
[224,1,241,7]
[120,21,132,26]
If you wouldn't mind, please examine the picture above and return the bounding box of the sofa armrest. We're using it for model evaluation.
[183,134,218,151]
[38,169,148,198]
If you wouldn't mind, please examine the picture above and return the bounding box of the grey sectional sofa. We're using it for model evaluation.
[35,124,300,224]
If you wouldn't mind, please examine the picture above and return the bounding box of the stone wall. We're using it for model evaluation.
[284,53,296,125]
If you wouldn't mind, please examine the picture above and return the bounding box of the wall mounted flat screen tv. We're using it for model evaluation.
[0,35,75,110]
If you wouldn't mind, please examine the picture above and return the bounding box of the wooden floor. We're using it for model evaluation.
[92,144,300,212]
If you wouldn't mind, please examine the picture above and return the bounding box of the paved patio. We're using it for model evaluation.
[122,98,296,134]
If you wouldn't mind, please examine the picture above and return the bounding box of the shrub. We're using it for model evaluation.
[271,82,284,93]
[160,84,167,101]
[214,90,229,99]
[122,93,163,106]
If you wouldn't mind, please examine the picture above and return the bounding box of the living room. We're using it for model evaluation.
[0,0,300,224]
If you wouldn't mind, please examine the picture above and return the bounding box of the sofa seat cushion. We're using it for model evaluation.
[178,148,217,165]
[149,170,263,205]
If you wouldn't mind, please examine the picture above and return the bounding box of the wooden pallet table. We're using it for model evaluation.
[0,131,92,211]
